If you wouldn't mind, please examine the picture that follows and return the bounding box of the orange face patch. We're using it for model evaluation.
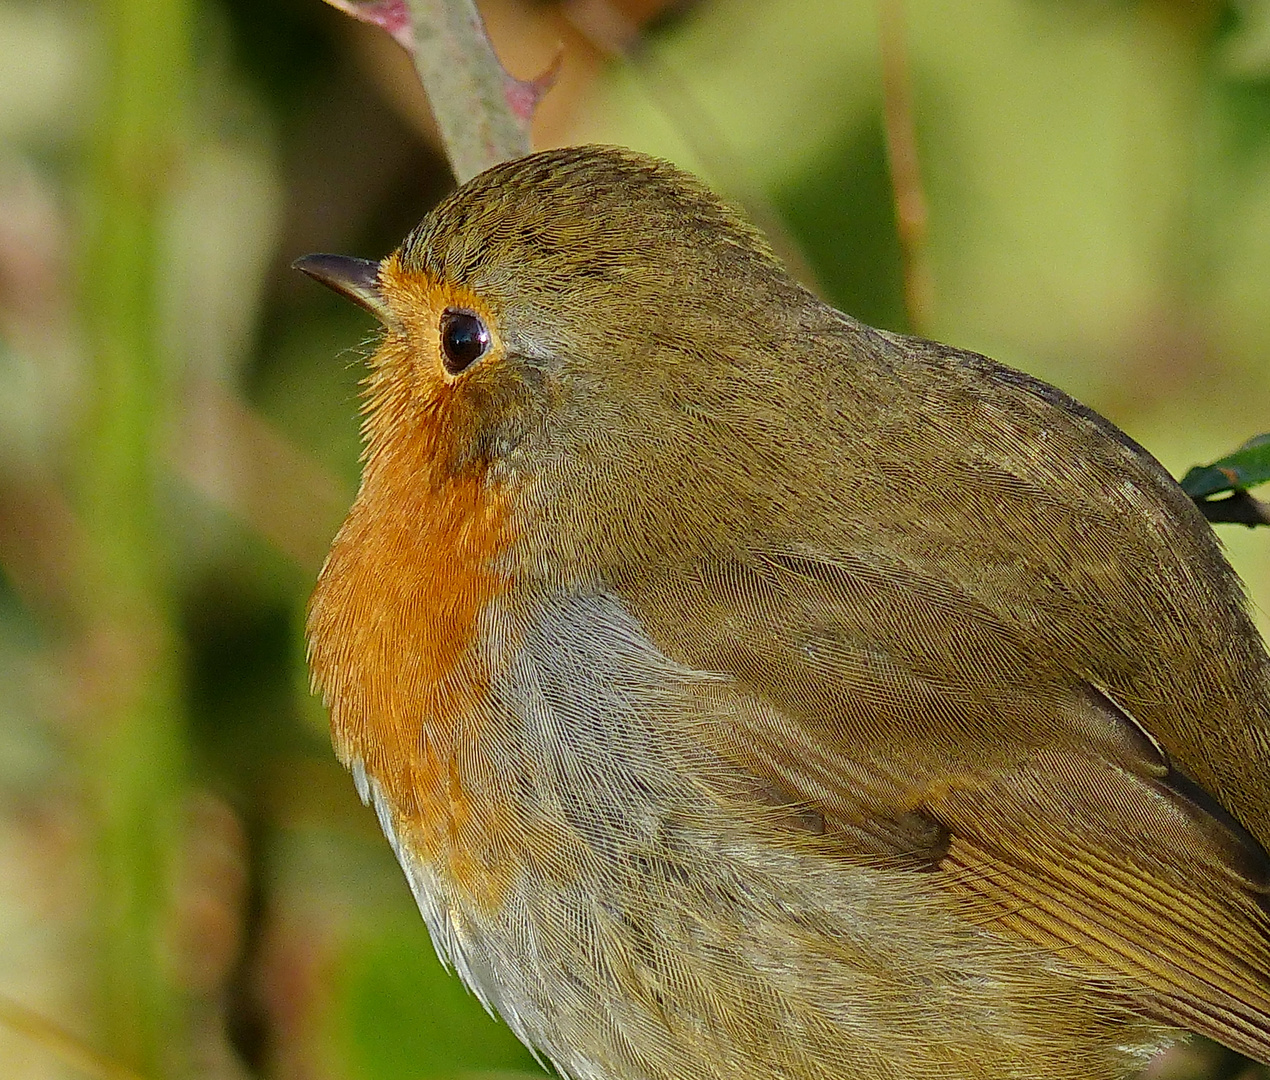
[307,256,518,912]
[376,252,502,387]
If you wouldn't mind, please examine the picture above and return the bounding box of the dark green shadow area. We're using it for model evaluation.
[771,110,907,333]
[340,915,545,1080]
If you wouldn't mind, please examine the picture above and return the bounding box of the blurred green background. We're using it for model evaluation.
[1,0,1269,1078]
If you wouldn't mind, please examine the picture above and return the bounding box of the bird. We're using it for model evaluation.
[295,144,1270,1080]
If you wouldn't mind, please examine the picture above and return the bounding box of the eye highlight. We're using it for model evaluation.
[439,308,491,374]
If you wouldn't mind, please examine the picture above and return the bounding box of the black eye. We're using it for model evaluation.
[439,309,490,374]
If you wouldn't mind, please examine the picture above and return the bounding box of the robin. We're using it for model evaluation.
[296,145,1270,1080]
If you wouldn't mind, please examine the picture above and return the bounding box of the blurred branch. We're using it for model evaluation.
[170,381,351,574]
[0,994,147,1080]
[318,0,558,180]
[0,386,349,625]
[79,0,192,1072]
[402,0,548,179]
[877,0,933,333]
[1193,489,1270,527]
[0,475,82,621]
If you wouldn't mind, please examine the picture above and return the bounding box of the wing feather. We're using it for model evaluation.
[618,552,1270,1062]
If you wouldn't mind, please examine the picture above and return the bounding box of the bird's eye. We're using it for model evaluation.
[439,309,491,374]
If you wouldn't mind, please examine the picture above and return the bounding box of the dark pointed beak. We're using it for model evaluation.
[292,253,391,324]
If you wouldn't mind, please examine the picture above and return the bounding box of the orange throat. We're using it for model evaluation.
[306,365,515,874]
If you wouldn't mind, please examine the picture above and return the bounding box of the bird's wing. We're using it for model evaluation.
[618,549,1270,1063]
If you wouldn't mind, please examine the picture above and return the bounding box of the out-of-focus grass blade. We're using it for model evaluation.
[0,993,147,1080]
[1182,435,1270,527]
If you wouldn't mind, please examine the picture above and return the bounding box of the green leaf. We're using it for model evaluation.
[1180,434,1270,498]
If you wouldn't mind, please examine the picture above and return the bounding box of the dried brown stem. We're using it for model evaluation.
[170,382,351,575]
[320,0,558,178]
[0,994,147,1080]
[0,475,82,621]
[878,0,933,333]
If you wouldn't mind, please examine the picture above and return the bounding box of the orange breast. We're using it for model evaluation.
[307,328,517,911]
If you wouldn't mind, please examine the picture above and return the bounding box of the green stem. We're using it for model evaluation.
[80,0,192,1073]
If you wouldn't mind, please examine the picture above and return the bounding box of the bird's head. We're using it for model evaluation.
[296,145,845,584]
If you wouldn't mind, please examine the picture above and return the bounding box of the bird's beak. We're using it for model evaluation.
[292,253,391,325]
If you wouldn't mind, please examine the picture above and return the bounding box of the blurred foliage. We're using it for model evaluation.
[0,1,1268,1079]
[338,916,538,1080]
[773,111,908,331]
